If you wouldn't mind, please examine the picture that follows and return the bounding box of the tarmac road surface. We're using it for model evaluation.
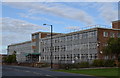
[2,65,98,78]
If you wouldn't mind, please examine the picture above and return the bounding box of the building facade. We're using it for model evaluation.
[31,32,62,62]
[8,32,62,63]
[40,21,120,64]
[7,20,120,63]
[8,41,33,62]
[40,28,98,63]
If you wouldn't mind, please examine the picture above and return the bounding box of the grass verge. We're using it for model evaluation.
[53,68,119,78]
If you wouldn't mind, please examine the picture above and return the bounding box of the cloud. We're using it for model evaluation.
[1,17,48,54]
[65,26,80,30]
[2,17,48,32]
[19,13,50,21]
[4,2,95,25]
[68,2,118,24]
[19,13,65,24]
[98,3,118,24]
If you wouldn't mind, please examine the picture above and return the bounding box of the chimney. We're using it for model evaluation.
[112,20,120,29]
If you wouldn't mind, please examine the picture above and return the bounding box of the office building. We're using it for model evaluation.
[7,20,120,63]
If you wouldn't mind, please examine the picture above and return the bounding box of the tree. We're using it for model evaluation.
[3,51,17,63]
[102,38,120,66]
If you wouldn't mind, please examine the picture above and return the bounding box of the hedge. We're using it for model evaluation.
[92,59,115,67]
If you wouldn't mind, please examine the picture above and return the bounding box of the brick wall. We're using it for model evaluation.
[112,20,120,29]
[97,28,119,59]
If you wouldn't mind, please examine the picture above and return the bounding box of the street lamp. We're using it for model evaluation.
[100,51,103,54]
[43,24,53,69]
[74,56,78,63]
[97,42,103,59]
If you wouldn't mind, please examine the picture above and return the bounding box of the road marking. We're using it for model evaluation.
[45,75,58,78]
[45,74,51,76]
[33,72,41,75]
[25,71,30,72]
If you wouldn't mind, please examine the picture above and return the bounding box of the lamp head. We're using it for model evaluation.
[43,24,47,25]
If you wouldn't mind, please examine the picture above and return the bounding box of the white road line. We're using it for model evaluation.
[45,75,58,78]
[33,72,41,75]
[25,71,30,72]
[45,74,52,76]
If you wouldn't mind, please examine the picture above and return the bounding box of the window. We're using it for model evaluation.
[86,54,88,59]
[77,54,80,59]
[42,48,44,52]
[90,54,92,60]
[103,32,108,37]
[88,31,96,38]
[79,34,82,39]
[110,32,115,37]
[73,34,77,40]
[55,55,57,59]
[59,37,62,42]
[67,55,69,58]
[67,35,72,41]
[63,36,66,41]
[81,54,84,59]
[90,43,97,49]
[54,40,57,43]
[94,54,97,59]
[82,32,88,39]
[32,34,36,39]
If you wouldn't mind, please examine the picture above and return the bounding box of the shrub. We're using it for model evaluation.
[59,64,68,69]
[118,56,120,62]
[59,64,75,69]
[92,59,104,67]
[78,62,89,68]
[104,60,115,67]
[118,62,120,67]
[73,63,80,69]
[41,63,50,67]
[3,55,16,63]
[92,59,115,67]
[59,62,90,69]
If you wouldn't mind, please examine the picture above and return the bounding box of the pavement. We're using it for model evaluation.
[2,65,98,78]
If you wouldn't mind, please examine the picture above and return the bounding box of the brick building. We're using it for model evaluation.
[7,20,120,63]
[40,20,120,64]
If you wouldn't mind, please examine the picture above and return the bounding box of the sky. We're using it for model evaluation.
[0,2,118,54]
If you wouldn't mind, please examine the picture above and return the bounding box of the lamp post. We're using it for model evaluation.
[87,35,90,62]
[43,24,53,69]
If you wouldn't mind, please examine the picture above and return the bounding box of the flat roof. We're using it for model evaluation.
[8,41,32,47]
[112,20,120,23]
[32,31,62,35]
[8,26,120,46]
[41,27,120,40]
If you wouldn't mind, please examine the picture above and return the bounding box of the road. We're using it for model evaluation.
[2,65,98,78]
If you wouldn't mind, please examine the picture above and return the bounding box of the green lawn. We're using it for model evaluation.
[53,68,119,78]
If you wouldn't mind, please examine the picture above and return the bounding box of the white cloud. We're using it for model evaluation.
[19,13,65,24]
[65,26,80,30]
[19,13,48,21]
[99,3,118,24]
[4,2,95,25]
[1,17,48,54]
[72,2,118,24]
[68,2,118,24]
[2,17,48,32]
